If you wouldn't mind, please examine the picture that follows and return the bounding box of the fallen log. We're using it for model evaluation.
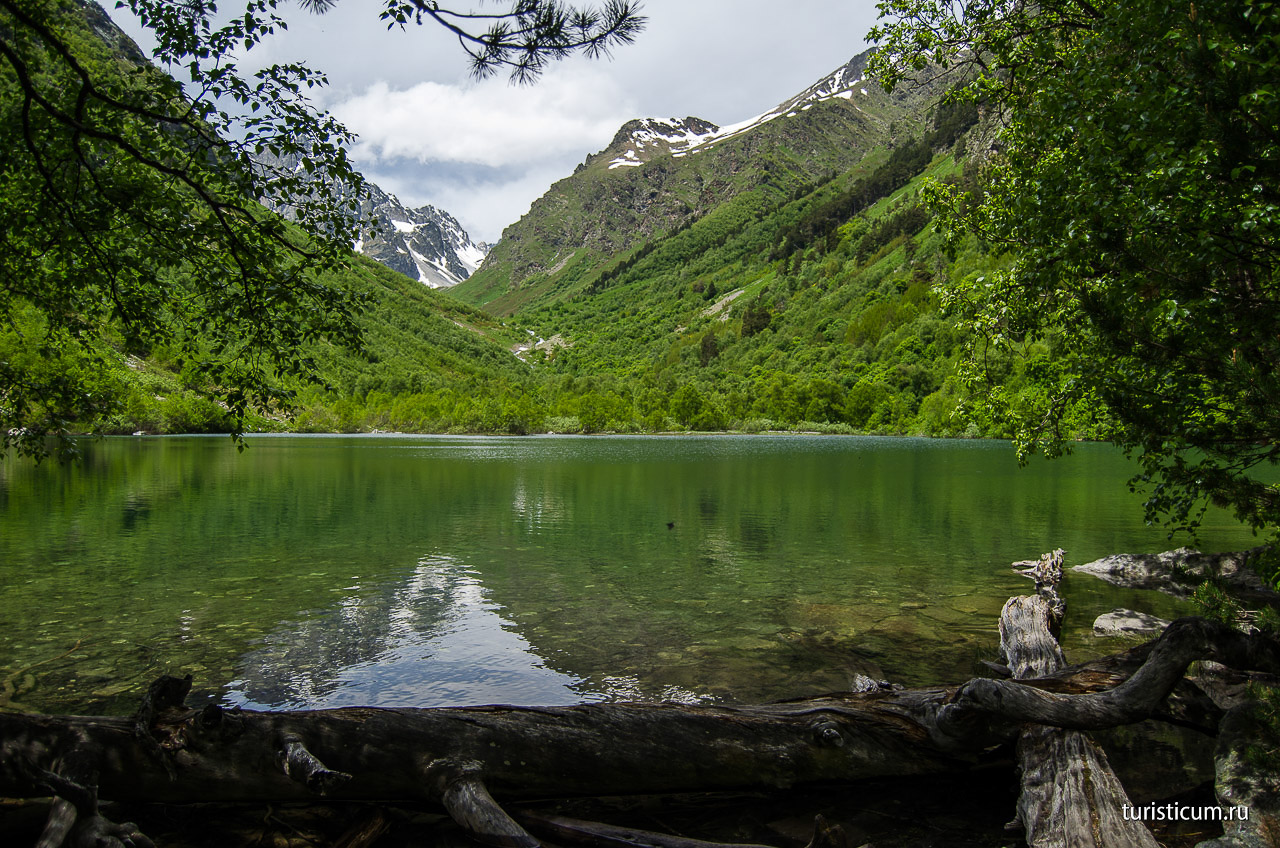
[1,679,1014,846]
[3,627,1274,848]
[5,646,1227,817]
[0,678,1002,805]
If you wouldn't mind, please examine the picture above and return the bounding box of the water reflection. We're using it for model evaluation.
[510,476,565,531]
[1,435,1260,715]
[225,555,589,709]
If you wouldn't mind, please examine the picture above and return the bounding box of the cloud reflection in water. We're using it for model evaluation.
[223,554,586,709]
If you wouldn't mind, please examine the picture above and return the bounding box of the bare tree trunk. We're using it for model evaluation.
[998,551,1158,848]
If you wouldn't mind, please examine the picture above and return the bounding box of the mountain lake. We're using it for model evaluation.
[0,434,1260,717]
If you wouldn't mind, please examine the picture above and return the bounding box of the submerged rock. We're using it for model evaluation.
[848,673,897,693]
[1072,547,1277,601]
[1093,608,1171,637]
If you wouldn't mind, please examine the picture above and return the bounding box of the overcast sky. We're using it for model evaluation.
[102,1,882,243]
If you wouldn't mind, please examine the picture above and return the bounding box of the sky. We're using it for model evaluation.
[101,1,883,244]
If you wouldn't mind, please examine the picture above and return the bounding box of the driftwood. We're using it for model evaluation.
[3,555,1280,848]
[1001,549,1158,848]
[1073,547,1280,602]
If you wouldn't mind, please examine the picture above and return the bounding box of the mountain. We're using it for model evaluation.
[103,248,538,435]
[599,53,880,169]
[452,49,946,313]
[424,44,1008,440]
[253,150,488,289]
[352,181,488,289]
[52,0,1034,442]
[30,1,532,438]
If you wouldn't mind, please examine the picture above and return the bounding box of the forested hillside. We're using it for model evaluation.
[454,49,945,312]
[261,74,1044,440]
[2,1,1093,447]
[383,89,1058,440]
[101,256,538,436]
[0,0,544,444]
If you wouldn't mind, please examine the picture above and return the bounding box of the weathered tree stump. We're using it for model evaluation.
[1001,550,1158,848]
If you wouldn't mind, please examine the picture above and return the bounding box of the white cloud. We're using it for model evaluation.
[334,68,637,169]
[100,0,881,246]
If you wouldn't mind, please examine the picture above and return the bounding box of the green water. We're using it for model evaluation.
[0,435,1258,715]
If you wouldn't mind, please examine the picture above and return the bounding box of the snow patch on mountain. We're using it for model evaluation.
[602,54,879,170]
[354,182,489,288]
[253,150,487,289]
[606,116,721,169]
[456,241,488,270]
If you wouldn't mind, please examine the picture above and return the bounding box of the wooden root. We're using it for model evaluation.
[1003,603,1157,847]
[279,733,352,795]
[440,770,539,848]
[945,617,1280,732]
[27,766,154,848]
[517,810,777,848]
[515,810,848,848]
[34,798,75,848]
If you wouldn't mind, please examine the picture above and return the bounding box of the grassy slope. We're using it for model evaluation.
[454,67,943,314]
[435,98,1059,440]
[103,100,1050,440]
[100,255,536,436]
[263,95,1072,440]
[508,148,996,436]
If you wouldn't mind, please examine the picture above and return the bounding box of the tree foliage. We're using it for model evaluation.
[373,0,645,84]
[772,98,977,261]
[0,0,643,459]
[871,0,1280,542]
[1,0,365,458]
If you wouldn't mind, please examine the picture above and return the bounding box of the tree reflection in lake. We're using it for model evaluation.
[0,434,1257,714]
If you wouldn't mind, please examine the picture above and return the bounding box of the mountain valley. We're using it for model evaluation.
[20,0,1062,444]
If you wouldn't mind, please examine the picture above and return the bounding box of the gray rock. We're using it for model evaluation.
[1189,661,1256,712]
[1072,547,1277,600]
[1194,704,1280,848]
[848,673,895,694]
[1092,608,1171,637]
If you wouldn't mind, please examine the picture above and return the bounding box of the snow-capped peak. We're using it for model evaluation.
[603,54,878,170]
[251,149,486,289]
[605,116,721,169]
[354,185,488,288]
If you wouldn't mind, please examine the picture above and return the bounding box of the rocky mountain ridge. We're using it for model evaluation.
[75,1,488,291]
[454,47,944,312]
[591,51,878,174]
[593,116,722,170]
[252,150,488,289]
[353,181,488,289]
